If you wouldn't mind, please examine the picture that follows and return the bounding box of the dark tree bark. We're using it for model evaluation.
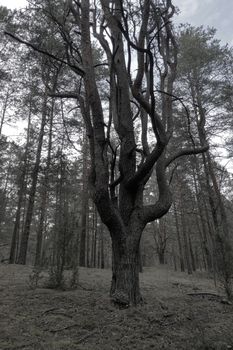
[180,204,192,275]
[34,96,55,267]
[173,202,185,272]
[17,90,48,265]
[91,205,97,268]
[191,158,213,271]
[78,0,208,305]
[192,82,233,298]
[0,88,10,136]
[100,221,105,269]
[153,220,168,265]
[79,132,89,267]
[0,160,11,234]
[9,104,32,264]
[51,149,68,287]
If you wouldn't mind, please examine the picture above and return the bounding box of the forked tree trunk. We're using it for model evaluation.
[79,0,187,306]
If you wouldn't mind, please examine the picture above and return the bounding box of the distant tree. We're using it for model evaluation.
[174,26,233,297]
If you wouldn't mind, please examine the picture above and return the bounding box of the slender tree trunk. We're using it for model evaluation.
[17,90,48,265]
[188,232,196,272]
[158,249,165,265]
[0,89,10,136]
[173,202,185,272]
[86,203,90,267]
[79,132,89,267]
[204,152,233,298]
[191,160,213,271]
[0,161,11,233]
[52,152,67,286]
[91,207,97,268]
[192,84,233,296]
[100,221,105,269]
[34,99,54,267]
[172,246,177,271]
[194,213,207,270]
[180,203,192,274]
[9,106,32,264]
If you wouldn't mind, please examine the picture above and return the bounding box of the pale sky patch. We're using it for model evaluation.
[0,0,26,9]
[174,0,199,19]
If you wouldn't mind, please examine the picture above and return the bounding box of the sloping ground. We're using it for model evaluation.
[0,264,232,350]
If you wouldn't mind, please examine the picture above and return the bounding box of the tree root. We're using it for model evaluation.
[187,292,232,305]
[187,292,223,298]
[49,323,79,333]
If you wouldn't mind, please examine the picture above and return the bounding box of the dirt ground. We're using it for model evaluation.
[0,264,233,350]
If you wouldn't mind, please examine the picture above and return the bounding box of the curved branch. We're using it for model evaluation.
[126,142,165,188]
[165,144,209,167]
[110,174,123,189]
[143,157,172,224]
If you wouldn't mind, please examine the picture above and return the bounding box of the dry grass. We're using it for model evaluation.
[0,264,233,350]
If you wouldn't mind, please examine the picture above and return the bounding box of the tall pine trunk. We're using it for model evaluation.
[0,89,9,136]
[79,132,89,267]
[34,99,54,267]
[9,104,32,264]
[173,202,185,272]
[17,90,48,265]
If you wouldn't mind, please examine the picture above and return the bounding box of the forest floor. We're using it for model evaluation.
[0,264,233,350]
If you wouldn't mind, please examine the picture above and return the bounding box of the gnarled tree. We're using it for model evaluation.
[5,0,208,305]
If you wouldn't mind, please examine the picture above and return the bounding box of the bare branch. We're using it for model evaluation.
[4,31,84,77]
[126,142,164,188]
[165,144,209,167]
[48,92,78,99]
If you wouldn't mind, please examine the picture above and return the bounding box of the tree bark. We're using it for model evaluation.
[79,132,89,267]
[75,0,201,305]
[9,104,32,264]
[17,90,48,265]
[0,88,10,136]
[173,202,185,272]
[100,221,105,269]
[110,233,142,306]
[34,97,54,267]
[0,160,11,234]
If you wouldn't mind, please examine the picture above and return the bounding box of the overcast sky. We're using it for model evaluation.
[175,0,233,46]
[0,0,232,46]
